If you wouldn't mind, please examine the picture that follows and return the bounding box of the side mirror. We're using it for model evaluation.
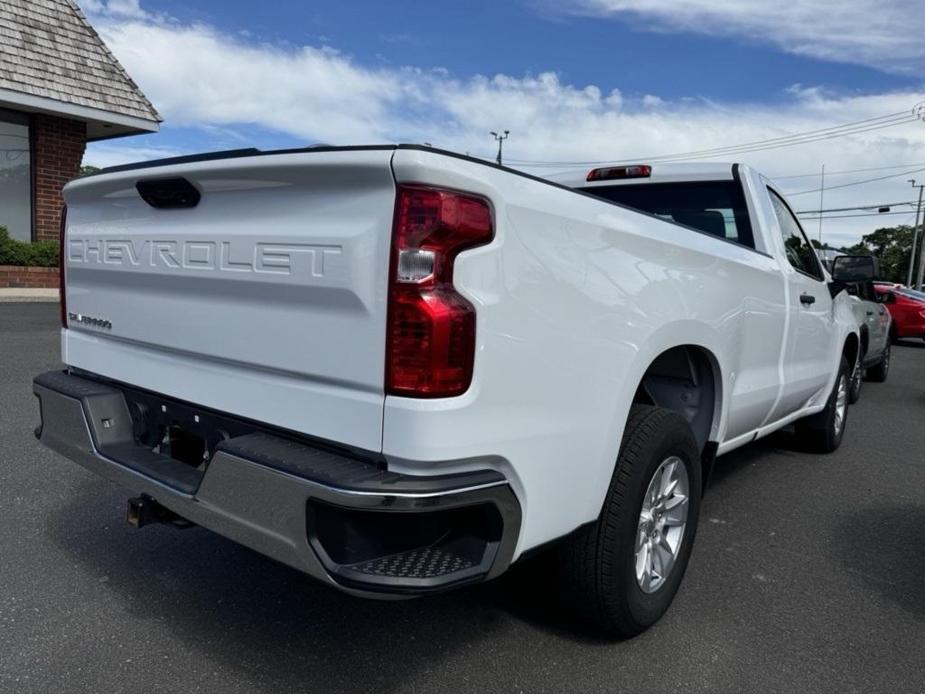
[831,255,878,282]
[884,291,896,304]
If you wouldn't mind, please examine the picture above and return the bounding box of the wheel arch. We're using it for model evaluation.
[858,324,869,359]
[631,344,723,452]
[590,323,728,517]
[843,331,860,371]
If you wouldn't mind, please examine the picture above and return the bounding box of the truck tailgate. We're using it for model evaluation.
[61,148,396,452]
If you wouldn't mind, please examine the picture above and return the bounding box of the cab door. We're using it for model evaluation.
[765,188,835,421]
[873,301,891,355]
[859,282,890,360]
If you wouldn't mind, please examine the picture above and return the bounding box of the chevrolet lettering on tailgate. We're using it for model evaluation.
[67,238,342,277]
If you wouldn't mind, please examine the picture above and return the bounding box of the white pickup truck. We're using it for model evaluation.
[34,146,867,637]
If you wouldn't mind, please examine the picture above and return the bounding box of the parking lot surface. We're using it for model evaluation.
[2,302,924,694]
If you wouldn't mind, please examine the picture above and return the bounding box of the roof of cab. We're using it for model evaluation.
[542,162,737,189]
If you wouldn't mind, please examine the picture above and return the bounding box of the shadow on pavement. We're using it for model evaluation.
[832,504,925,619]
[894,339,925,350]
[46,480,525,693]
[40,423,817,684]
[707,428,806,490]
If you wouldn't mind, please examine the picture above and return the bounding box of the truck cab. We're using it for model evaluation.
[549,161,859,448]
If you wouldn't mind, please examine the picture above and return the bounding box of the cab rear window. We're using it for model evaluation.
[581,181,755,250]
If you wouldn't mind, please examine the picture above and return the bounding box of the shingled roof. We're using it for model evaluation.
[0,0,160,139]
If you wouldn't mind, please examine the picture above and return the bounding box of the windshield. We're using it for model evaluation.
[897,288,925,302]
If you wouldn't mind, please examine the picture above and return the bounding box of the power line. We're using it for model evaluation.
[797,210,917,220]
[642,116,917,163]
[795,200,916,214]
[772,161,925,180]
[783,166,925,196]
[507,112,906,164]
[506,108,922,167]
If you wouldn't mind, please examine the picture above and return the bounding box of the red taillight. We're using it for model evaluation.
[386,186,494,397]
[59,206,67,328]
[586,164,652,182]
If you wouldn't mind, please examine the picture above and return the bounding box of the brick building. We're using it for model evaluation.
[0,0,160,244]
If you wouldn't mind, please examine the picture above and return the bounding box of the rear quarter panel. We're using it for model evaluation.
[384,150,788,555]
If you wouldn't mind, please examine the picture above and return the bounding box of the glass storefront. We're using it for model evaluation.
[0,110,31,242]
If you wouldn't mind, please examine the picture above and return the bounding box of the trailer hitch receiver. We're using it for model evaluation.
[126,495,194,529]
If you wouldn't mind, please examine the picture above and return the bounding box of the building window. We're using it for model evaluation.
[0,109,32,242]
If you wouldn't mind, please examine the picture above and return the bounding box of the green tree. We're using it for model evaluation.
[78,165,100,177]
[858,225,915,283]
[844,241,872,256]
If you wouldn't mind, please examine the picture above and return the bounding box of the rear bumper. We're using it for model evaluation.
[33,370,521,597]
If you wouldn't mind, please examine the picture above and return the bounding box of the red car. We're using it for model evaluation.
[873,283,925,341]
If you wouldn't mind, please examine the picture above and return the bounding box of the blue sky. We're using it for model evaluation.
[79,0,925,245]
[143,0,916,101]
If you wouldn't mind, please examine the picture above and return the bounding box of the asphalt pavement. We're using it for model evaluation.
[2,302,924,694]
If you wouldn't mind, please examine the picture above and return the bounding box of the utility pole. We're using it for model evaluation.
[490,130,509,166]
[909,179,924,287]
[909,103,925,288]
[817,164,825,244]
[915,194,925,290]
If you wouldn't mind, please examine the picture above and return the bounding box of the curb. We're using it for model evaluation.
[0,290,59,303]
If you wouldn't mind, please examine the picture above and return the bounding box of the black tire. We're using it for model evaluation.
[848,348,863,404]
[556,405,702,638]
[794,355,849,453]
[867,340,890,382]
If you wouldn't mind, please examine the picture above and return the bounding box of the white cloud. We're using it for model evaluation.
[89,19,407,143]
[81,144,184,169]
[80,4,925,246]
[79,0,149,19]
[554,0,924,74]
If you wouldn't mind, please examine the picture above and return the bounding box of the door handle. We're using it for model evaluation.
[866,310,874,315]
[800,293,816,305]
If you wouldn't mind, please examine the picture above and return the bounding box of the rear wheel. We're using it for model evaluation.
[557,405,701,638]
[848,348,863,404]
[795,355,849,453]
[867,340,890,382]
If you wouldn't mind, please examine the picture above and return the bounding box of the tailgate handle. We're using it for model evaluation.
[136,178,201,209]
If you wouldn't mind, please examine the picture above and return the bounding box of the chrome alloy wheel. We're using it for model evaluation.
[850,353,862,393]
[635,456,690,594]
[834,372,848,437]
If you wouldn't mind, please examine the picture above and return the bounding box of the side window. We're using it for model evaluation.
[768,189,822,279]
